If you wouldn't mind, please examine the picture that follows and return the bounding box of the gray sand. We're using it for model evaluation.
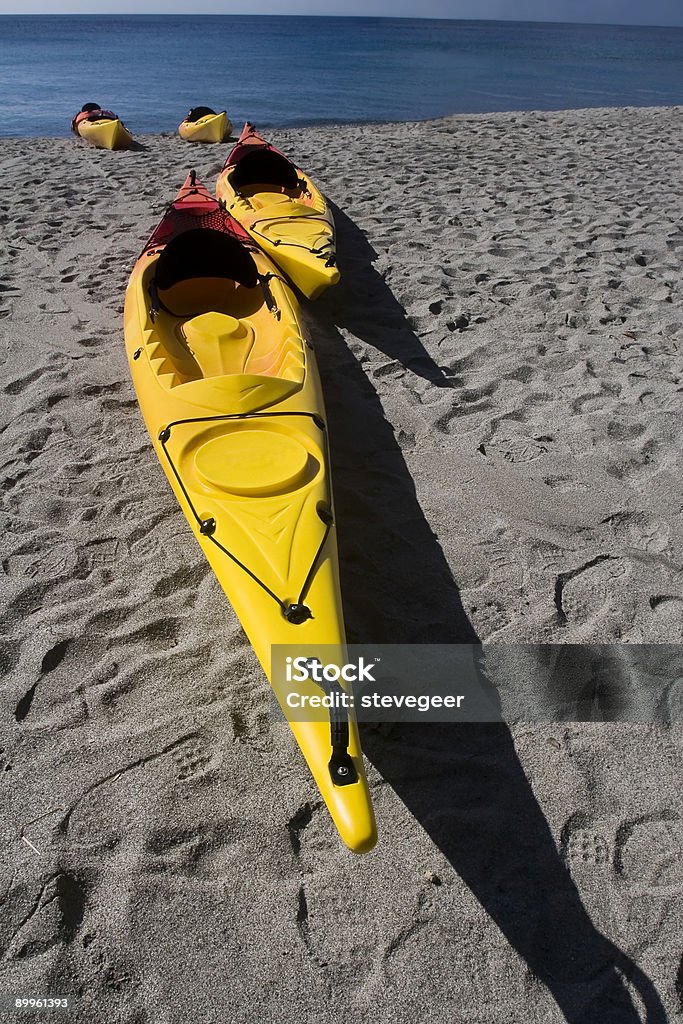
[1,106,682,1022]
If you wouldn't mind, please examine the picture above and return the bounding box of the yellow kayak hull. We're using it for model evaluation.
[78,117,132,150]
[179,111,232,144]
[123,176,376,853]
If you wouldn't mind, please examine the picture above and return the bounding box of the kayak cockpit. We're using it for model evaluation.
[185,105,217,122]
[140,228,306,408]
[229,147,299,193]
[227,147,320,210]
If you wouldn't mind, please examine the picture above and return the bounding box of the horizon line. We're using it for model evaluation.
[1,11,683,28]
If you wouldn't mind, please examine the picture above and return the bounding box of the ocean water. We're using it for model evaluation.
[0,15,682,137]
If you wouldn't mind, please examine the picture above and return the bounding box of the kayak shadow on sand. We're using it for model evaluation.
[324,201,454,389]
[361,718,665,1024]
[307,229,666,1022]
[309,317,474,646]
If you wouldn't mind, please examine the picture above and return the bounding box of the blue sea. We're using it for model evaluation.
[1,15,682,137]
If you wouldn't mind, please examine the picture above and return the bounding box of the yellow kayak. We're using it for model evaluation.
[178,106,232,144]
[216,122,340,301]
[72,104,133,150]
[123,172,376,853]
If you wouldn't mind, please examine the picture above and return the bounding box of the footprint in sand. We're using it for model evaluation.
[66,735,201,852]
[614,814,683,895]
[101,962,139,997]
[110,462,160,493]
[129,528,186,566]
[4,873,87,961]
[602,510,670,554]
[66,791,127,853]
[229,701,273,752]
[466,596,513,638]
[117,497,169,524]
[171,736,220,782]
[4,542,79,582]
[556,556,630,627]
[14,637,99,731]
[563,825,612,870]
[3,367,48,395]
[143,822,236,878]
[486,435,551,465]
[81,537,126,570]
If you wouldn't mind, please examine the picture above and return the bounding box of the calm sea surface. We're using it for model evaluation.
[1,15,682,137]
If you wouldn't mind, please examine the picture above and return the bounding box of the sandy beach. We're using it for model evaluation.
[1,105,682,1022]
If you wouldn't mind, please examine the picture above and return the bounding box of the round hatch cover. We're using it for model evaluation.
[194,429,309,496]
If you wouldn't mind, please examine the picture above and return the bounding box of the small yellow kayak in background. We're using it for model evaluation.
[179,106,232,144]
[216,122,340,300]
[72,104,133,150]
[123,171,376,853]
[79,117,132,150]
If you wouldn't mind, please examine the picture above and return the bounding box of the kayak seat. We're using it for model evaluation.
[158,276,263,319]
[246,190,295,210]
[236,183,319,212]
[148,229,305,388]
[147,301,304,390]
[180,308,304,382]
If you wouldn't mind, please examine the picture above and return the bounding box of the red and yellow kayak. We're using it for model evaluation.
[123,172,376,853]
[72,104,133,150]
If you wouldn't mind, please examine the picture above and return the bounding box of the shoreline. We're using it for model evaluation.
[1,102,682,141]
